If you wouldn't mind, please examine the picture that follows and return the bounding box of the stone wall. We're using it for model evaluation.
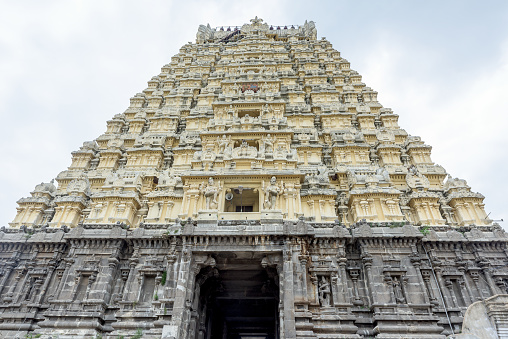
[0,221,506,338]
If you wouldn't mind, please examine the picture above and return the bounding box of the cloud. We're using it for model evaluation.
[355,29,508,227]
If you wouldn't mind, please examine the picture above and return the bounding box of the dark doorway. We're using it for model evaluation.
[193,254,279,339]
[235,205,253,212]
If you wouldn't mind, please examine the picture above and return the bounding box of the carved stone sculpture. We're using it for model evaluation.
[318,276,331,307]
[201,177,220,210]
[263,176,280,210]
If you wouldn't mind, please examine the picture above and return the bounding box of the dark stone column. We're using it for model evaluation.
[163,247,193,339]
[282,246,296,338]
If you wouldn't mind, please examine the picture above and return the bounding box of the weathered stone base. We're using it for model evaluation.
[0,222,506,338]
[261,209,284,222]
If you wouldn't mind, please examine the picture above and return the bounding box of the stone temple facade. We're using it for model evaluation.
[2,18,508,339]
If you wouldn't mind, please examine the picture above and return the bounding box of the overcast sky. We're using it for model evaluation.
[1,0,506,229]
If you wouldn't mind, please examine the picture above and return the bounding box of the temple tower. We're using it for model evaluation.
[1,18,507,339]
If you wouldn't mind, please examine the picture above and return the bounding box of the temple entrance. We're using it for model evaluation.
[192,253,280,339]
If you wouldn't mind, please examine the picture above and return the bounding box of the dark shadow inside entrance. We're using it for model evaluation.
[195,256,279,339]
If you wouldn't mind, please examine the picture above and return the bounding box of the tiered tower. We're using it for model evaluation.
[2,18,508,339]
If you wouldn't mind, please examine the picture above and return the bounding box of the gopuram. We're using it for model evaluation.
[2,18,508,339]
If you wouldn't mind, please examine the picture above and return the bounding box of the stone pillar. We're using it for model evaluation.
[297,254,309,302]
[278,264,285,339]
[337,257,350,304]
[0,258,17,295]
[99,256,119,303]
[3,268,24,303]
[307,200,315,219]
[193,194,200,218]
[164,253,177,299]
[362,254,376,305]
[459,267,475,304]
[29,278,44,303]
[310,272,319,305]
[112,269,128,304]
[331,271,340,306]
[282,247,296,338]
[297,189,303,216]
[165,201,175,222]
[283,190,289,218]
[122,256,139,301]
[421,269,438,306]
[412,259,430,305]
[434,266,452,309]
[188,273,201,339]
[34,259,58,304]
[348,268,363,306]
[483,267,501,296]
[163,247,193,339]
[444,278,458,308]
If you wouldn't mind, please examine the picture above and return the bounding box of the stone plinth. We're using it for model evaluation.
[261,209,283,223]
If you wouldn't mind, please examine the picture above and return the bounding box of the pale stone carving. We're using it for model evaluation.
[261,134,274,153]
[200,177,221,210]
[216,134,231,154]
[232,141,257,158]
[263,176,280,210]
[406,165,430,191]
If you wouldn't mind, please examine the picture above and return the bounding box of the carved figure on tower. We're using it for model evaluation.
[201,177,221,210]
[318,276,331,307]
[216,134,230,154]
[262,134,274,153]
[393,277,406,303]
[263,176,280,210]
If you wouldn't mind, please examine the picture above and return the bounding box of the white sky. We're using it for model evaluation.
[0,0,506,229]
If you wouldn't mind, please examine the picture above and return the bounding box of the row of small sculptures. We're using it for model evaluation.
[195,136,298,161]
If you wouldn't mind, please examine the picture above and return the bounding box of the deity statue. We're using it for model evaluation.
[226,104,236,119]
[274,146,287,159]
[406,165,430,191]
[262,134,274,153]
[288,148,298,161]
[216,135,230,154]
[307,171,320,189]
[241,114,253,124]
[318,276,331,307]
[263,176,280,210]
[223,145,232,160]
[408,165,418,176]
[338,192,348,206]
[375,167,390,182]
[261,103,272,117]
[202,147,216,161]
[392,277,406,303]
[317,164,330,183]
[239,140,250,156]
[201,177,221,210]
